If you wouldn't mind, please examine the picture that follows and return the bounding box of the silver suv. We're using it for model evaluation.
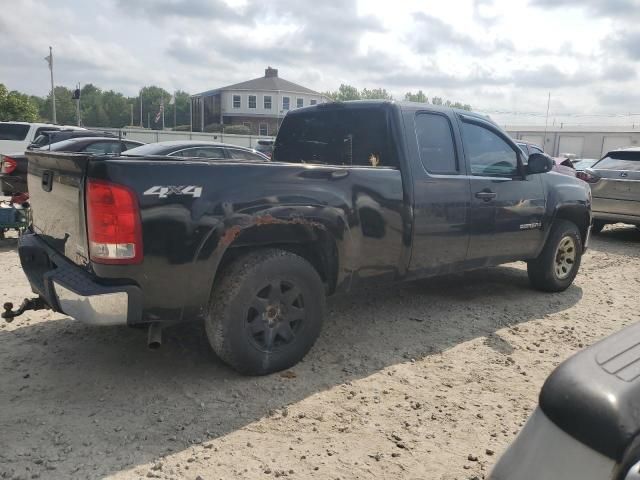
[580,147,640,233]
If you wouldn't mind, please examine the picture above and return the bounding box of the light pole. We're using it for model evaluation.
[45,46,56,123]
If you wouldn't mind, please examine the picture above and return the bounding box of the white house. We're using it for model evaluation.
[191,67,330,136]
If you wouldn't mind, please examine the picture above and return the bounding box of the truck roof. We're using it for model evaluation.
[294,100,493,123]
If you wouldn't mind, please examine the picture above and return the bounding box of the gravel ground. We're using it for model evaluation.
[0,225,639,480]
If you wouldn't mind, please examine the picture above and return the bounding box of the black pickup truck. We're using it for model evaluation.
[8,101,592,375]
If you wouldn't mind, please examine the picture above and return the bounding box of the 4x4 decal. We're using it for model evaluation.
[143,185,203,199]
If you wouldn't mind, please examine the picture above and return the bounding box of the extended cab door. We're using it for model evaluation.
[459,116,545,263]
[405,110,471,275]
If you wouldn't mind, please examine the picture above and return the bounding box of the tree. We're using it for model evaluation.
[42,86,76,124]
[0,84,39,122]
[404,90,428,103]
[361,88,393,100]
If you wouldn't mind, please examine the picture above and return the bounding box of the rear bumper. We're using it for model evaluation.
[592,198,640,224]
[18,233,142,325]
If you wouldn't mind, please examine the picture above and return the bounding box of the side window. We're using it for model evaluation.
[227,149,264,161]
[123,141,141,151]
[82,141,120,154]
[461,122,519,177]
[233,95,241,109]
[415,113,458,174]
[175,147,225,158]
[530,146,544,154]
[248,95,257,109]
[282,97,290,111]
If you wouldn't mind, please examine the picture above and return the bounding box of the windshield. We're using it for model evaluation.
[595,151,640,171]
[0,123,30,141]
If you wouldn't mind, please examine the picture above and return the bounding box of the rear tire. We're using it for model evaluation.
[591,220,605,234]
[527,220,582,292]
[205,249,325,376]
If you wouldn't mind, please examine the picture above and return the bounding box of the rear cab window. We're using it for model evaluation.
[273,105,398,168]
[0,123,30,141]
[415,113,458,174]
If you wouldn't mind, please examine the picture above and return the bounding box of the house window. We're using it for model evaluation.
[264,95,272,109]
[233,95,241,109]
[259,123,268,136]
[297,98,304,108]
[283,96,290,111]
[248,95,257,109]
[310,99,317,105]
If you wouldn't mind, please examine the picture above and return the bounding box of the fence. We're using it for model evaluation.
[95,128,275,149]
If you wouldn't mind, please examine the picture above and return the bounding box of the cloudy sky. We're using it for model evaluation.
[1,0,639,125]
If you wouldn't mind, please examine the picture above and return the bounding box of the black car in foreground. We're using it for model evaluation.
[8,101,591,375]
[121,140,270,161]
[490,320,640,480]
[0,137,144,195]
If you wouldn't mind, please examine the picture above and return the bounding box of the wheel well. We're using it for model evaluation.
[216,224,339,295]
[554,206,590,246]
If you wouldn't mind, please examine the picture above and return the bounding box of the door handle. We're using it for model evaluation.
[41,170,53,192]
[299,169,349,180]
[475,190,497,201]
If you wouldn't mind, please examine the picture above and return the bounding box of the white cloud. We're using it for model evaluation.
[0,0,638,125]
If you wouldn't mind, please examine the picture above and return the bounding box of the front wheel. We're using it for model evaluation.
[527,220,582,292]
[205,249,326,375]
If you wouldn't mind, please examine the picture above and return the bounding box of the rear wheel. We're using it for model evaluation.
[591,220,606,234]
[527,220,582,292]
[205,249,325,375]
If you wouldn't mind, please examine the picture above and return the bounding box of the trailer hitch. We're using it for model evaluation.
[2,297,49,323]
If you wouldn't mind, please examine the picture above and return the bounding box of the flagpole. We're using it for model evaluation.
[139,88,143,128]
[189,97,193,132]
[161,97,165,130]
[174,91,177,128]
[47,46,57,124]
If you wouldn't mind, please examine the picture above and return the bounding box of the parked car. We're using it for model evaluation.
[0,122,85,153]
[0,137,144,195]
[516,140,545,157]
[6,101,591,375]
[121,141,270,161]
[255,139,274,158]
[580,148,640,233]
[573,158,599,173]
[516,140,575,176]
[27,128,117,150]
[489,320,640,480]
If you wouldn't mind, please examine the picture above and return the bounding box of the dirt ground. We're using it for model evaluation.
[0,225,639,480]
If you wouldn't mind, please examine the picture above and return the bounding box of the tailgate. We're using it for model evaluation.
[591,151,640,203]
[26,151,90,266]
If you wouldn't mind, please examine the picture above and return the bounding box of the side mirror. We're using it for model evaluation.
[527,153,554,175]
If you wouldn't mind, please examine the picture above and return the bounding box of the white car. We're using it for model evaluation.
[0,122,85,153]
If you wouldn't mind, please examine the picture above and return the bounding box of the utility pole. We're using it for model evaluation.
[45,46,57,123]
[189,96,193,132]
[543,92,551,153]
[73,83,81,126]
[139,88,144,128]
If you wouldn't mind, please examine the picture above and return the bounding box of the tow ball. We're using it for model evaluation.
[2,297,49,323]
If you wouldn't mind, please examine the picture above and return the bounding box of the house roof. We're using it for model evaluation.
[193,67,321,97]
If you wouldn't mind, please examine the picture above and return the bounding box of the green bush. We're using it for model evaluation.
[224,124,251,135]
[203,123,222,133]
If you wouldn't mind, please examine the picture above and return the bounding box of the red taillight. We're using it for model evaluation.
[1,156,17,174]
[577,171,599,183]
[86,179,142,264]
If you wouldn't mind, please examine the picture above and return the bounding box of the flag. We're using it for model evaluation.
[44,53,52,70]
[168,93,175,106]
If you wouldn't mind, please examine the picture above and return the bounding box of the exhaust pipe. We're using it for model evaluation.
[147,322,162,350]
